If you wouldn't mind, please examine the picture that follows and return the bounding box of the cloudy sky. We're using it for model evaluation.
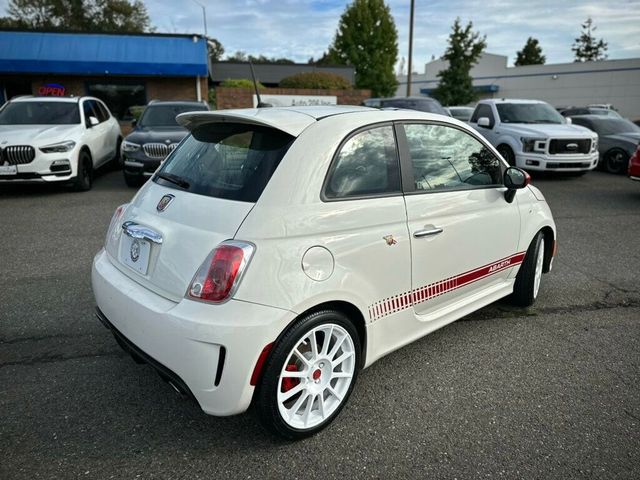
[3,0,640,70]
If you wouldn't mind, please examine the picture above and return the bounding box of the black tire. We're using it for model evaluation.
[123,170,144,188]
[603,149,629,174]
[72,151,92,191]
[497,145,516,166]
[254,310,361,440]
[510,232,545,307]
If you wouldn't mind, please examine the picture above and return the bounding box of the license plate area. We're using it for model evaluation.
[121,235,151,275]
[0,165,17,175]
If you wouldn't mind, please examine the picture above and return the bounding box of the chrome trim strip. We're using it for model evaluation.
[121,221,163,244]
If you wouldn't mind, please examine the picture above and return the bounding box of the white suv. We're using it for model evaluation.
[0,96,122,190]
[92,106,556,438]
[469,99,598,173]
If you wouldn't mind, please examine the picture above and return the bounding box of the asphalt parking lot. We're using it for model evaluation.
[1,170,639,479]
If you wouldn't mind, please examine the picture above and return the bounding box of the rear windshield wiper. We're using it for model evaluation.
[155,172,190,189]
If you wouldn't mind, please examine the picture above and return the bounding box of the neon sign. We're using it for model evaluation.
[39,83,66,96]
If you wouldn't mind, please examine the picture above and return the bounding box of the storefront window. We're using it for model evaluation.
[86,82,146,120]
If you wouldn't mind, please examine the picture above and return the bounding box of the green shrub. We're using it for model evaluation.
[279,72,351,90]
[220,78,266,89]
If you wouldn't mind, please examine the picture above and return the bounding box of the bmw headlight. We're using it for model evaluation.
[521,137,547,153]
[122,140,141,152]
[39,140,76,153]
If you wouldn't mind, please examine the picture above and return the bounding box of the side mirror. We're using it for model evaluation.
[477,117,492,128]
[88,116,99,127]
[503,167,530,203]
[131,118,137,127]
[565,117,572,125]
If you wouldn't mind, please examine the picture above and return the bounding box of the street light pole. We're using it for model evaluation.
[191,0,208,37]
[406,0,415,97]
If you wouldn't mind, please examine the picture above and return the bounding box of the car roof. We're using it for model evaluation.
[147,100,207,107]
[482,99,545,104]
[10,95,82,103]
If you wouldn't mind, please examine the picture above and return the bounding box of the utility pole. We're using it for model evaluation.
[406,0,415,97]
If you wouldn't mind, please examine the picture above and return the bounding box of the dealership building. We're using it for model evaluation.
[0,30,209,119]
[397,53,640,118]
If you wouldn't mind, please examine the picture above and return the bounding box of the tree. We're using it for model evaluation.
[0,0,152,32]
[515,37,546,66]
[208,38,225,63]
[325,0,398,97]
[225,51,295,64]
[432,18,486,106]
[572,17,608,62]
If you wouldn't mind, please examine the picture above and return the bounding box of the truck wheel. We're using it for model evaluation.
[497,145,516,166]
[603,149,628,174]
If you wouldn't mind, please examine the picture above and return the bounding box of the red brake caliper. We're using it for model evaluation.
[282,364,300,392]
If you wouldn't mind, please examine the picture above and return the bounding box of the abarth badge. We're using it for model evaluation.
[383,235,397,246]
[130,239,141,263]
[156,194,175,212]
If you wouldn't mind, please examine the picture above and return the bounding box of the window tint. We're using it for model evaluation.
[140,104,208,127]
[470,104,493,124]
[325,126,401,199]
[380,98,448,116]
[87,82,146,120]
[404,123,502,192]
[155,123,294,203]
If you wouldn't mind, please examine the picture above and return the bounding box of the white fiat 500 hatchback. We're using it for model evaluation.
[92,106,556,439]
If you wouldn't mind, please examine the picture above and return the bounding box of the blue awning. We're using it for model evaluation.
[420,84,499,95]
[0,31,208,77]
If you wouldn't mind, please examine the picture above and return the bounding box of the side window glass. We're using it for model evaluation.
[325,126,400,199]
[404,124,503,192]
[96,101,110,122]
[83,101,99,126]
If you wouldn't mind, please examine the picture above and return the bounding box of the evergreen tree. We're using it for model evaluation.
[432,18,486,106]
[325,0,398,97]
[572,18,608,62]
[0,0,153,33]
[515,37,546,66]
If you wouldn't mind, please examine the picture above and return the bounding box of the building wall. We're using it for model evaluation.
[397,54,640,118]
[216,87,371,109]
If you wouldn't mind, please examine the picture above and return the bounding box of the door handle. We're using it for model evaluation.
[121,221,163,244]
[413,226,443,238]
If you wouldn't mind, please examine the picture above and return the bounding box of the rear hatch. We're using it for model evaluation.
[108,112,309,301]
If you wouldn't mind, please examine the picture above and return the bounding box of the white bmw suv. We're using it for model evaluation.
[0,96,122,190]
[92,106,556,438]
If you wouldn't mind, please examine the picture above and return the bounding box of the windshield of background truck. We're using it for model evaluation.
[496,103,564,125]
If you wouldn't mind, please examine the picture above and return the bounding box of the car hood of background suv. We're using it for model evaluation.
[501,123,594,138]
[124,126,189,145]
[0,124,83,146]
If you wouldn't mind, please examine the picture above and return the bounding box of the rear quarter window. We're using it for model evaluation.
[155,123,294,203]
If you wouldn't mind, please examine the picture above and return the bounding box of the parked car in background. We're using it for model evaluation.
[469,99,598,173]
[93,106,556,439]
[446,106,474,122]
[121,100,209,187]
[559,106,623,119]
[0,95,121,191]
[570,115,640,174]
[362,98,382,108]
[380,96,449,116]
[628,144,640,181]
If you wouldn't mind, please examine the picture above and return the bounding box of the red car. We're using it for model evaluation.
[629,144,640,181]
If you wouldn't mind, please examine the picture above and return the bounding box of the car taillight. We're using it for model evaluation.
[105,203,128,251]
[187,241,255,303]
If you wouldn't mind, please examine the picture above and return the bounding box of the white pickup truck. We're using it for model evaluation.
[469,99,599,173]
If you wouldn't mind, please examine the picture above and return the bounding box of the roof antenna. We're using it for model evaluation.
[249,61,271,108]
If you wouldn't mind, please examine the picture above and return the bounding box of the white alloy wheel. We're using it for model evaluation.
[533,238,545,299]
[276,323,356,430]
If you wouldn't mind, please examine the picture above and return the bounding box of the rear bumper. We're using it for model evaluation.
[91,248,296,416]
[515,152,598,172]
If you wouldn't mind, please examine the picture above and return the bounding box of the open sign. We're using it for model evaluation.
[38,83,66,96]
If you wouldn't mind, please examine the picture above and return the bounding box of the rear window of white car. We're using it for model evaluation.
[154,123,294,203]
